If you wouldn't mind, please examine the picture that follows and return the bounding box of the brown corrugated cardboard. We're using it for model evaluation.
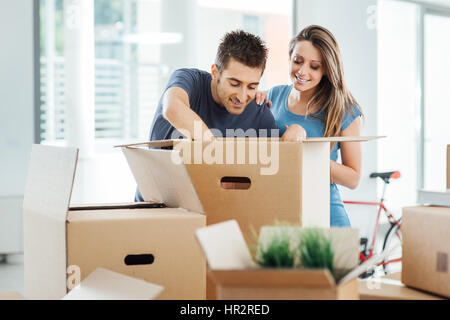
[67,207,205,300]
[23,144,206,300]
[63,268,163,300]
[359,272,444,300]
[194,220,383,300]
[211,270,359,300]
[402,206,450,298]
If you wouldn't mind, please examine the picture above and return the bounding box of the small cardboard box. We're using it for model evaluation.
[402,206,450,298]
[194,220,386,300]
[23,144,206,300]
[359,272,444,300]
[63,268,163,300]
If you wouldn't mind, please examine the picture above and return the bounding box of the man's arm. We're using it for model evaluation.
[162,86,215,140]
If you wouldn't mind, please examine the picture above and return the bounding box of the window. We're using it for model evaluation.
[377,0,450,212]
[39,0,293,147]
[424,13,450,190]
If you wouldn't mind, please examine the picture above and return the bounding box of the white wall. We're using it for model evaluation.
[377,0,418,214]
[0,0,35,253]
[296,0,379,237]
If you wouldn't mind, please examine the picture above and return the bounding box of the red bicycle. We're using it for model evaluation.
[344,171,402,277]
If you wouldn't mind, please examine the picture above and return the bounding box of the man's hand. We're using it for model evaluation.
[255,91,272,108]
[281,124,307,142]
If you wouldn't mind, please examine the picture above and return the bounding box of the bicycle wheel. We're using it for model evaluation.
[382,218,402,274]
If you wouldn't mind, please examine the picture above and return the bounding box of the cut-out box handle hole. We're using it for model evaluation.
[220,177,251,190]
[124,254,155,266]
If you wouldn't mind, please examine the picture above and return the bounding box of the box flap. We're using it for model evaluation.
[121,146,204,213]
[195,220,258,270]
[209,269,335,288]
[304,136,384,142]
[115,139,183,149]
[23,144,78,221]
[338,241,401,285]
[69,202,165,211]
[23,144,78,299]
[62,268,164,300]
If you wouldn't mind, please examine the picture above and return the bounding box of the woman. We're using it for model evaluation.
[258,25,363,227]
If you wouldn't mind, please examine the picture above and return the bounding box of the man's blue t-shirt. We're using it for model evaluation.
[149,68,279,141]
[135,68,279,201]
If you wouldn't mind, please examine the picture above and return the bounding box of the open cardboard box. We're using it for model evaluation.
[1,268,163,300]
[119,136,380,238]
[63,268,163,300]
[194,220,388,300]
[23,144,206,300]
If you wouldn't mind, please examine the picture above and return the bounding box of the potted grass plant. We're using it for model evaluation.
[195,219,363,300]
[251,222,340,281]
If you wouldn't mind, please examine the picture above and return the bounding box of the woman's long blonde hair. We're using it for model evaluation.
[289,25,363,138]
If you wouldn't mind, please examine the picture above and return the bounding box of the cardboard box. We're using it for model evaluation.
[1,268,163,300]
[359,272,444,300]
[402,206,450,298]
[23,144,206,300]
[120,137,379,238]
[63,268,163,300]
[193,219,390,300]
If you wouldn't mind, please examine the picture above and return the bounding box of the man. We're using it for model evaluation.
[135,30,304,201]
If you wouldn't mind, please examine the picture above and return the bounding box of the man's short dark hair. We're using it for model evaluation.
[215,30,268,74]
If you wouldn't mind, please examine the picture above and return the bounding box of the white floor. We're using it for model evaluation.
[0,254,24,295]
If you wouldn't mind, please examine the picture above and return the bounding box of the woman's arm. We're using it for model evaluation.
[330,117,362,189]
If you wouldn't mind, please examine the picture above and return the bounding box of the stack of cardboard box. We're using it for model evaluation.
[23,137,377,300]
[23,145,205,300]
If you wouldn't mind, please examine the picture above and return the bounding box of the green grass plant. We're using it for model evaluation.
[298,228,334,276]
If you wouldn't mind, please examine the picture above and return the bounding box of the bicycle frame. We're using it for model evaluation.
[344,182,401,265]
